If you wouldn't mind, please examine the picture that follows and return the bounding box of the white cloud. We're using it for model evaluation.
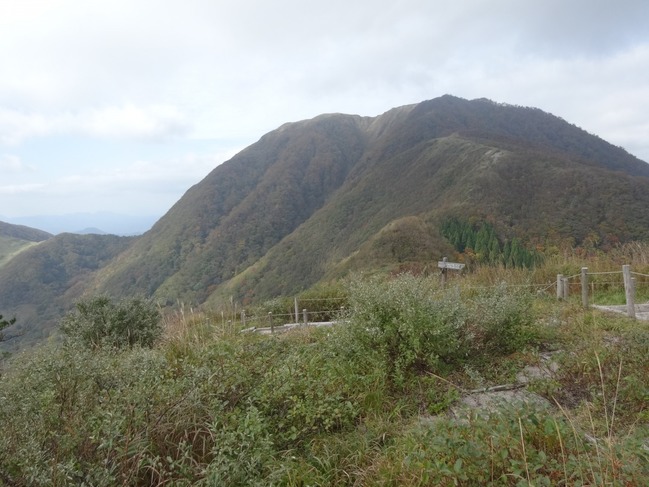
[0,154,34,173]
[0,182,45,195]
[13,147,233,201]
[0,104,191,145]
[83,105,191,140]
[0,110,50,145]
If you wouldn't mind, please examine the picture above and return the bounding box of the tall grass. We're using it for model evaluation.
[1,257,649,485]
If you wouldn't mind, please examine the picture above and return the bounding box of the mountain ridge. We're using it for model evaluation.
[0,221,53,270]
[2,95,649,349]
[91,95,649,305]
[0,221,52,242]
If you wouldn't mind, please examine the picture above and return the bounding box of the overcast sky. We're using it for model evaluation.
[1,0,648,222]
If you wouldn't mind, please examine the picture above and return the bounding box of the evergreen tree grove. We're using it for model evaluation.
[440,218,542,268]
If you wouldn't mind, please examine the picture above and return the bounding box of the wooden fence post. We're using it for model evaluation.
[623,265,636,319]
[303,308,308,326]
[241,310,246,327]
[581,267,589,308]
[441,257,448,287]
[268,311,274,333]
[631,277,636,317]
[562,277,569,299]
[557,274,564,300]
[294,297,299,324]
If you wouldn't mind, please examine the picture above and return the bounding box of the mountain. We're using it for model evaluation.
[90,95,649,305]
[0,221,52,269]
[75,228,109,235]
[0,221,51,242]
[5,212,158,236]
[0,233,134,351]
[2,95,649,348]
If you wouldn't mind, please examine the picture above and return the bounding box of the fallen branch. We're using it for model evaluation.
[467,383,526,394]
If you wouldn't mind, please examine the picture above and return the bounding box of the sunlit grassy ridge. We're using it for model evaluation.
[0,236,39,269]
[2,246,649,485]
[0,221,51,270]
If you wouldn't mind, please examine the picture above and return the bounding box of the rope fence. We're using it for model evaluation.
[556,265,649,319]
[586,270,623,276]
[209,264,649,335]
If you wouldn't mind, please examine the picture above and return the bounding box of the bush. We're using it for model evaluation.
[344,274,537,386]
[467,283,536,355]
[61,296,162,349]
[345,274,468,385]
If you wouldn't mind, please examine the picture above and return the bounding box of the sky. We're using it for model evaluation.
[1,0,648,228]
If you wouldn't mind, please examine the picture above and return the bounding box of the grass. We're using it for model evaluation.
[1,252,649,485]
[0,237,39,269]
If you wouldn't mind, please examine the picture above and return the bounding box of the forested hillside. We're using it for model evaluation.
[0,233,133,351]
[91,96,649,307]
[2,95,649,349]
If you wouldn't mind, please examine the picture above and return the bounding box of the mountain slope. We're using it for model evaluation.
[206,131,649,302]
[0,221,52,269]
[0,221,52,242]
[0,233,133,351]
[91,113,369,303]
[91,95,649,305]
[2,95,649,349]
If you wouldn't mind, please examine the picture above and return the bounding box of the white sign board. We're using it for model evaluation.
[438,261,465,270]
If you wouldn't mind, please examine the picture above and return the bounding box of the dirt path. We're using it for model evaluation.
[592,303,649,320]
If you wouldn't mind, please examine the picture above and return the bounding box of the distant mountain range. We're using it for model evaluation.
[2,212,158,236]
[2,95,649,351]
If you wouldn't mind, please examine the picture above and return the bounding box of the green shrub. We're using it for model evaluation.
[3,283,649,485]
[345,274,468,385]
[60,296,162,349]
[344,274,537,386]
[467,283,536,356]
[199,406,275,487]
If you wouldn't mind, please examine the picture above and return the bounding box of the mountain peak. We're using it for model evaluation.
[3,96,649,350]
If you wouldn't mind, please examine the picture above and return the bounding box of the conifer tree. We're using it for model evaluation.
[488,235,500,264]
[503,240,512,266]
[474,225,488,258]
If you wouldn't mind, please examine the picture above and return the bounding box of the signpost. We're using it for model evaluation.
[438,257,465,286]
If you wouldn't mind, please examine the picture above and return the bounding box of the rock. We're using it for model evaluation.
[451,388,553,419]
[515,352,560,384]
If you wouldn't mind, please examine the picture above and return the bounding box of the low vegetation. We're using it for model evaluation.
[60,296,162,350]
[0,314,16,342]
[1,248,649,485]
